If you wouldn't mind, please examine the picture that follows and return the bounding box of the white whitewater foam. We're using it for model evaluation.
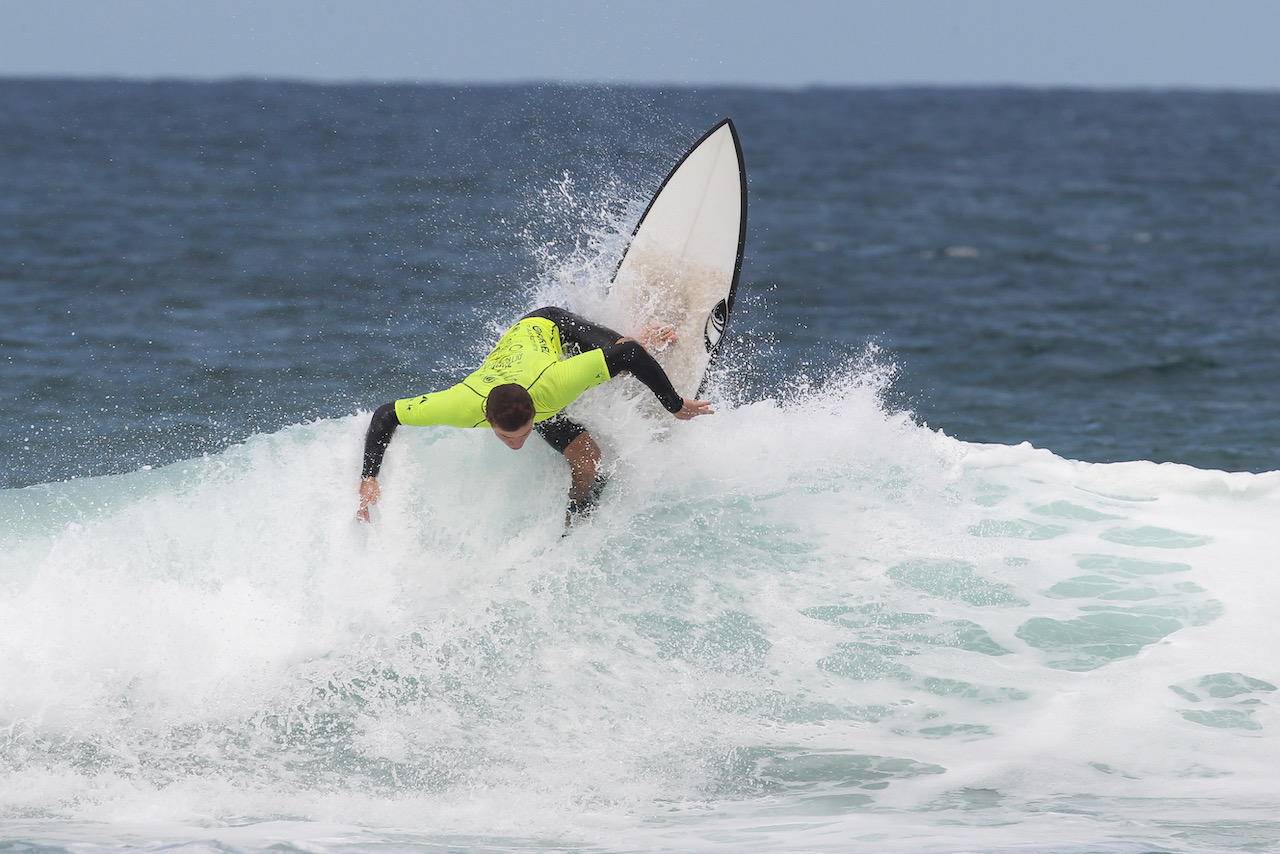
[2,367,1279,853]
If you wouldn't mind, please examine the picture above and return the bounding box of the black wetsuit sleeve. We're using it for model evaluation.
[361,402,401,479]
[602,339,684,414]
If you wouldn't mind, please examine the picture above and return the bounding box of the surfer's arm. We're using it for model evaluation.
[527,307,707,417]
[357,386,488,520]
[357,403,400,522]
[361,402,400,479]
[602,339,711,418]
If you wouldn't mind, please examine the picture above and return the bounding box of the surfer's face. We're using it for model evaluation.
[493,419,534,450]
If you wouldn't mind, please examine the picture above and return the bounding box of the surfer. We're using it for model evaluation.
[356,306,712,526]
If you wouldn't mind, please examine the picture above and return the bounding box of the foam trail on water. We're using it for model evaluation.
[3,358,1279,852]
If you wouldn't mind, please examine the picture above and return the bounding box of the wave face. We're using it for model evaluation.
[3,364,1278,853]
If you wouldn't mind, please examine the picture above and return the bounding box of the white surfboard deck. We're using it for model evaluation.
[607,119,747,399]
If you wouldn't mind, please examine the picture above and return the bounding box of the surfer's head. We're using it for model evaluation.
[486,383,535,449]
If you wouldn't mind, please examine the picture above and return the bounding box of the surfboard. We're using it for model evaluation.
[608,119,747,399]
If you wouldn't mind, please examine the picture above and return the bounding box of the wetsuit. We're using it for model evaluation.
[360,307,683,494]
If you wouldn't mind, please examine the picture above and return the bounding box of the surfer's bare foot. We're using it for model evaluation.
[637,324,677,353]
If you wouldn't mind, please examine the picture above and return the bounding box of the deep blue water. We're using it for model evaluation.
[4,81,1280,489]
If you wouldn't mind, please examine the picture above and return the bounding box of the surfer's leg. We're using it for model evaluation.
[523,306,622,353]
[535,414,608,524]
[563,432,605,514]
[524,305,674,357]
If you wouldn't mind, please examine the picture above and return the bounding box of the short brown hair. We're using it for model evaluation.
[485,383,535,431]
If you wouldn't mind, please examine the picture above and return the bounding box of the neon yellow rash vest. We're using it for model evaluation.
[393,317,612,428]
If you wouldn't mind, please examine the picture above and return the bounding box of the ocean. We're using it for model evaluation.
[2,80,1279,853]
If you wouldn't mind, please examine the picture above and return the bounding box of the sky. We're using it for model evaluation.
[2,0,1279,91]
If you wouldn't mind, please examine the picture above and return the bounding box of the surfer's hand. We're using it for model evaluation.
[357,476,380,523]
[637,324,677,353]
[675,398,713,420]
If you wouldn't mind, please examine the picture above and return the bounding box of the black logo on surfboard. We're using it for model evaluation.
[704,299,728,352]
